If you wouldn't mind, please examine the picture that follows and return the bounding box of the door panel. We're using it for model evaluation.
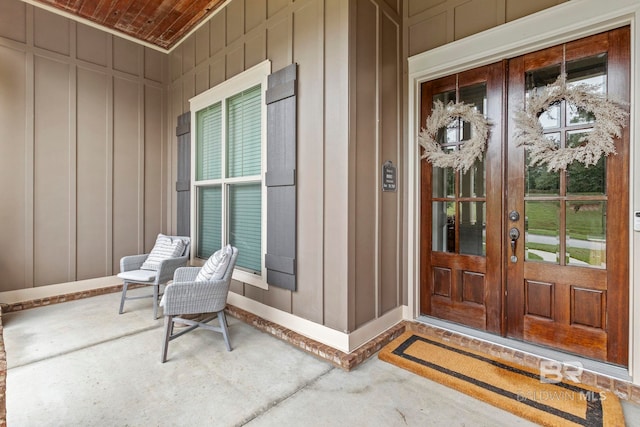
[506,28,630,366]
[420,27,629,366]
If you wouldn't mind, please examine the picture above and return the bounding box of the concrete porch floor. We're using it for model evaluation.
[3,289,640,426]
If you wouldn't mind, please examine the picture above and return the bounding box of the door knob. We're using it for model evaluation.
[509,227,520,262]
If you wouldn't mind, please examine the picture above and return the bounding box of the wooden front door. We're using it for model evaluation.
[420,28,630,365]
[505,28,630,366]
[419,63,505,334]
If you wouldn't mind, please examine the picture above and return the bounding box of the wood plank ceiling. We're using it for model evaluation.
[31,0,227,50]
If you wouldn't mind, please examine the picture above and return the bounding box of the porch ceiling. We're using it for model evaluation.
[29,0,226,50]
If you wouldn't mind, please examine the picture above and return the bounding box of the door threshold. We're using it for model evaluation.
[416,315,631,382]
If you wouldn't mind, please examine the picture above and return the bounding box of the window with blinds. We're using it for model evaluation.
[227,86,262,178]
[196,103,222,181]
[194,83,263,274]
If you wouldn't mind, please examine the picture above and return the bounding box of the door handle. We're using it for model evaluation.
[509,227,520,262]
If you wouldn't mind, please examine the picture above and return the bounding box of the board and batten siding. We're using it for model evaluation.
[351,0,403,331]
[0,0,569,339]
[0,0,168,291]
[404,0,568,57]
[169,0,404,333]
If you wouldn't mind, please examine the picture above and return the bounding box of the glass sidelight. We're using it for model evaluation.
[523,54,608,269]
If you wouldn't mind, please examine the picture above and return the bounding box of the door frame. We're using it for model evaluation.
[406,0,640,381]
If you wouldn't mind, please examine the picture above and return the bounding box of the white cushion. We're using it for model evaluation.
[195,245,233,282]
[159,280,172,307]
[141,234,185,271]
[118,269,157,282]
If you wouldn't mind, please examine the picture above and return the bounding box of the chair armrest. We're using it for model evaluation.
[173,267,201,283]
[120,254,149,272]
[155,256,189,284]
[162,279,230,315]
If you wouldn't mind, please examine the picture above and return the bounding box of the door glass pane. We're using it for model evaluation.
[566,54,607,125]
[436,119,459,145]
[567,132,605,195]
[525,201,560,264]
[526,64,561,130]
[459,83,486,141]
[434,90,459,146]
[433,90,456,105]
[566,129,592,149]
[432,201,455,252]
[432,166,455,198]
[539,105,560,129]
[525,64,561,90]
[460,155,485,197]
[525,141,560,196]
[459,83,487,198]
[566,201,606,268]
[228,183,262,273]
[459,202,485,256]
[567,158,605,195]
[197,186,222,258]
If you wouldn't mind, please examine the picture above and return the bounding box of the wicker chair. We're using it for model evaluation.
[117,235,190,320]
[160,246,238,363]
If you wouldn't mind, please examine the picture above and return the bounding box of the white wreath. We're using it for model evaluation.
[514,74,627,172]
[418,101,490,173]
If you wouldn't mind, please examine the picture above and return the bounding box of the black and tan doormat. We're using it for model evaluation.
[379,331,625,426]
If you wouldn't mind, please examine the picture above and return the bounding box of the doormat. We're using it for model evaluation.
[379,331,625,427]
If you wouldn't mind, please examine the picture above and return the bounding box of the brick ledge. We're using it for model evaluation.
[225,304,406,371]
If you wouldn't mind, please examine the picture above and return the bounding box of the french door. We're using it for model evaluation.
[419,28,630,366]
[419,62,505,333]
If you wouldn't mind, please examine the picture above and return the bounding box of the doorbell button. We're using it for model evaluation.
[634,211,640,231]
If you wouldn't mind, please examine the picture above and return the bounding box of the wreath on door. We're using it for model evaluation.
[513,74,627,172]
[418,100,490,173]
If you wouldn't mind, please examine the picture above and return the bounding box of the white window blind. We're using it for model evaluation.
[229,183,262,273]
[196,103,222,181]
[194,85,263,274]
[227,86,262,178]
[197,186,222,259]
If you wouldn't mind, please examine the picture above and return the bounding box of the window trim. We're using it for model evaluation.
[189,60,271,289]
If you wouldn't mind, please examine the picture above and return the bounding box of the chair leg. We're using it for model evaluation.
[153,284,159,320]
[119,281,129,314]
[219,311,232,351]
[161,315,174,363]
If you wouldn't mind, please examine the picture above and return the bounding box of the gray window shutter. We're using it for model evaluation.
[176,112,191,237]
[265,64,297,291]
